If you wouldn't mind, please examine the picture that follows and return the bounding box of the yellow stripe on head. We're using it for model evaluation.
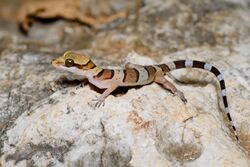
[63,51,90,65]
[90,66,103,75]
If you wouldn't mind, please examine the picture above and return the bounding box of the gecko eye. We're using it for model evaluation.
[65,59,74,67]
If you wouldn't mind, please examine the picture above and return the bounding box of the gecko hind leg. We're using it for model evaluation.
[154,74,187,103]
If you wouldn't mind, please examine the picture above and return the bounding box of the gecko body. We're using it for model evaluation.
[52,51,239,141]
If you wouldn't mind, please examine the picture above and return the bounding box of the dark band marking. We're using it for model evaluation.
[90,64,96,69]
[193,61,205,68]
[174,60,185,69]
[110,70,114,79]
[77,60,94,69]
[122,68,140,83]
[144,66,156,81]
[86,61,96,69]
[223,96,228,108]
[96,69,104,78]
[227,113,232,121]
[211,66,221,77]
[144,66,156,76]
[232,125,236,131]
[220,80,226,90]
[158,64,170,73]
[95,69,115,80]
[123,70,127,82]
[134,68,140,82]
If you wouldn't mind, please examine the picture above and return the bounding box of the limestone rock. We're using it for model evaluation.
[0,51,250,167]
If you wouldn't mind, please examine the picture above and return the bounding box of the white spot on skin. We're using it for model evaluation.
[204,63,212,71]
[152,65,161,72]
[185,60,193,67]
[224,107,229,114]
[221,89,227,96]
[113,70,124,82]
[167,62,176,70]
[135,67,148,84]
[217,74,224,81]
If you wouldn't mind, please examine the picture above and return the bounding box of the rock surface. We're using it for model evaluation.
[0,0,250,167]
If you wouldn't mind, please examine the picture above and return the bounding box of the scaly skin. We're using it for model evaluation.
[52,51,239,142]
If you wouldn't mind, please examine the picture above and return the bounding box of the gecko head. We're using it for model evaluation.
[52,51,96,74]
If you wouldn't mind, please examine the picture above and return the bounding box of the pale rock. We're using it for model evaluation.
[1,50,249,167]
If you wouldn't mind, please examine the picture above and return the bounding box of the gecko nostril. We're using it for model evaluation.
[51,59,56,64]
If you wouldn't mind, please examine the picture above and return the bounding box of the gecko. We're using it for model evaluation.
[52,51,239,141]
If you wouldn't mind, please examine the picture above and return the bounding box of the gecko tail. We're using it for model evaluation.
[158,60,239,142]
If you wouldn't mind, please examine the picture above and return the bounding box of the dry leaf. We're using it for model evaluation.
[17,0,126,33]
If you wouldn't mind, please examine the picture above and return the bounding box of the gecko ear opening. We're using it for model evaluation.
[65,59,75,67]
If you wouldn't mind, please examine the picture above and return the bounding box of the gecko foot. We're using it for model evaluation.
[174,90,187,103]
[92,97,105,108]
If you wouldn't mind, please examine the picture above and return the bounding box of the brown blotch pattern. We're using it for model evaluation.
[95,69,114,80]
[123,68,140,83]
[85,61,96,69]
[76,59,94,69]
[158,64,170,73]
[144,66,157,81]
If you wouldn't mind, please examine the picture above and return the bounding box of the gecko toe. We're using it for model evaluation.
[95,101,105,108]
[91,97,105,108]
[175,90,187,103]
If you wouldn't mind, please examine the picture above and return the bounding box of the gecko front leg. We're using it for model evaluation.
[154,74,187,103]
[93,84,118,108]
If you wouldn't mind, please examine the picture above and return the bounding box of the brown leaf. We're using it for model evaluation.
[17,0,126,33]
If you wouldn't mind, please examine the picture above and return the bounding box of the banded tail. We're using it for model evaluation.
[158,60,239,141]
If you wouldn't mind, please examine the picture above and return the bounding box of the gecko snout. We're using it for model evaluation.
[51,59,58,66]
[51,59,58,65]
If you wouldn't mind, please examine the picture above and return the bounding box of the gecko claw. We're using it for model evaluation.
[174,90,187,103]
[95,101,105,108]
[92,97,105,108]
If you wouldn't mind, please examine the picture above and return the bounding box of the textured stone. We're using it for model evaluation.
[1,50,250,166]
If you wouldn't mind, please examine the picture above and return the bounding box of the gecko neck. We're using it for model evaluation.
[83,66,103,78]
